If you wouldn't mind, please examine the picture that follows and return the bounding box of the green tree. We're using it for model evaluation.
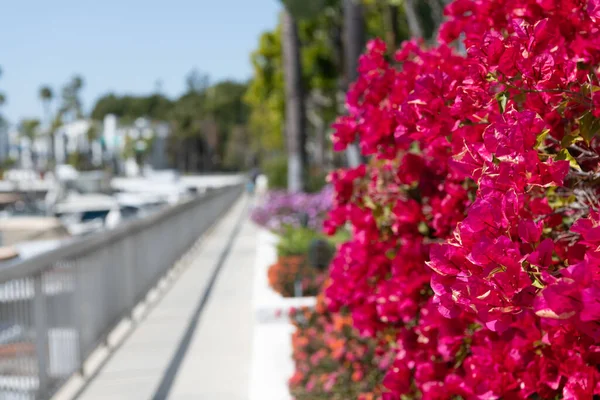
[91,93,173,122]
[89,77,250,173]
[165,72,251,172]
[19,119,41,143]
[205,80,251,168]
[168,81,213,172]
[61,75,85,121]
[244,0,444,180]
[245,28,286,154]
[39,86,53,118]
[185,69,210,93]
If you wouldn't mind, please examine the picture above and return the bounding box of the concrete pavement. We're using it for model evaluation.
[73,196,256,400]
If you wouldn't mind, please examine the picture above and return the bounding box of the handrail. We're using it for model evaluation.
[0,186,232,284]
[0,183,244,400]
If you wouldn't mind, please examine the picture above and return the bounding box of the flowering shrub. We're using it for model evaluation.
[289,296,394,400]
[321,0,600,398]
[269,227,340,297]
[250,187,333,233]
[268,255,325,297]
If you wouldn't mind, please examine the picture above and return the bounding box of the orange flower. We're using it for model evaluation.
[352,369,364,382]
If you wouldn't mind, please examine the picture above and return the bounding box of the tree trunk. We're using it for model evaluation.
[404,0,424,38]
[343,0,364,168]
[383,3,401,50]
[50,131,56,169]
[307,103,326,169]
[63,136,69,167]
[281,9,307,192]
[332,21,347,169]
[43,103,56,170]
[427,0,444,29]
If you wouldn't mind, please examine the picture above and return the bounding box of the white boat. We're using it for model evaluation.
[115,192,167,220]
[53,192,121,236]
[111,177,190,205]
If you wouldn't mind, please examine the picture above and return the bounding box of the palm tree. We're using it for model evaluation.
[61,75,85,121]
[39,86,53,116]
[71,76,84,119]
[281,6,307,192]
[20,119,41,142]
[19,119,41,169]
[39,85,55,167]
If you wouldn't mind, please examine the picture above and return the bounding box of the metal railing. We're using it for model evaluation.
[0,184,243,400]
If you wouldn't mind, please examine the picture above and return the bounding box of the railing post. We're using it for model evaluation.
[34,273,50,398]
[73,262,89,372]
[123,236,137,315]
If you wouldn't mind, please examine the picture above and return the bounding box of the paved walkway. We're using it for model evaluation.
[73,196,256,400]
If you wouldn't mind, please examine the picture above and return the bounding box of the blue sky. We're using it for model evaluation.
[0,0,281,124]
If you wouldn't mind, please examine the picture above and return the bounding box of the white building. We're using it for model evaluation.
[5,127,50,170]
[55,119,95,165]
[10,115,172,175]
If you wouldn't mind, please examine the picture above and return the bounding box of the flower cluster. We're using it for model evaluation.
[250,187,333,233]
[268,255,326,297]
[289,296,394,400]
[321,0,600,398]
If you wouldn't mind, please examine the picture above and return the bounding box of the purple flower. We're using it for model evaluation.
[251,187,334,233]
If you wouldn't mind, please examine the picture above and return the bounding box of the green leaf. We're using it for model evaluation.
[363,196,377,210]
[496,92,508,114]
[532,278,545,289]
[556,149,582,171]
[578,111,600,143]
[561,132,583,148]
[582,83,600,97]
[535,128,550,149]
[487,265,506,278]
[409,141,421,154]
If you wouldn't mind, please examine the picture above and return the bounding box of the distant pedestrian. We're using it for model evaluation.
[250,167,260,185]
[246,179,255,194]
[246,167,260,195]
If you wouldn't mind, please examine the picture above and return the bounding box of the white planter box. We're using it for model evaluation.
[249,227,316,400]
